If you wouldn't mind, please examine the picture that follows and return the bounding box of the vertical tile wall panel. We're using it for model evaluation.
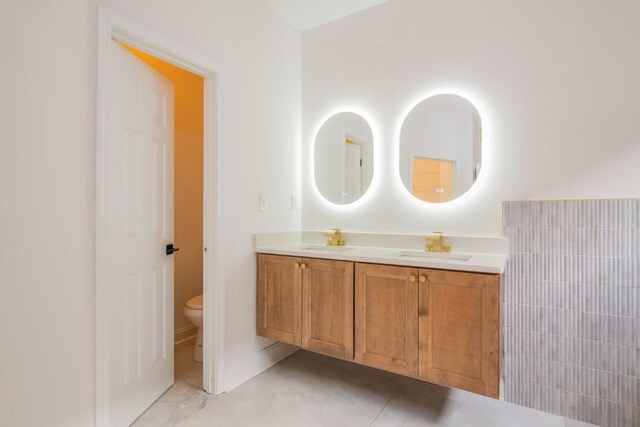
[502,199,639,427]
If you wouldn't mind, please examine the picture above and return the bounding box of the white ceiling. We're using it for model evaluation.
[260,0,390,31]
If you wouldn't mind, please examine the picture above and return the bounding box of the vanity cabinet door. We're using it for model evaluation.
[418,269,500,398]
[301,258,354,359]
[355,263,419,377]
[257,254,302,346]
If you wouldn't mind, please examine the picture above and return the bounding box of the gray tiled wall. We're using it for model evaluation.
[502,199,639,427]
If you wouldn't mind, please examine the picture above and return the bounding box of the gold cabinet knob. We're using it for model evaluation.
[419,275,427,283]
[409,274,416,282]
[300,263,307,269]
[294,262,300,268]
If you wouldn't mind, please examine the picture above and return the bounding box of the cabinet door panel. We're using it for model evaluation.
[419,269,500,397]
[302,258,354,359]
[355,263,419,376]
[257,254,302,346]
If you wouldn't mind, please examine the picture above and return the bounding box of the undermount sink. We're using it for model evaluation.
[396,250,473,261]
[299,244,354,252]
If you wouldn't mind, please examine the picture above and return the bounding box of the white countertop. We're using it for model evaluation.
[255,232,508,274]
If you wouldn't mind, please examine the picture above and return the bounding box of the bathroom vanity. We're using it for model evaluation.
[255,232,506,399]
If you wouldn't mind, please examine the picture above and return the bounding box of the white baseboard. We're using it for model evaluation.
[223,342,298,393]
[174,324,198,345]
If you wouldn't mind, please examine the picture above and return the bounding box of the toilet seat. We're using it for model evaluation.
[186,295,203,310]
[184,295,204,362]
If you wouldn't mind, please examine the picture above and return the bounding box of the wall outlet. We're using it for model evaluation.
[258,194,269,211]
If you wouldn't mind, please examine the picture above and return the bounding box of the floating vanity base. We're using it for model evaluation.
[256,253,501,399]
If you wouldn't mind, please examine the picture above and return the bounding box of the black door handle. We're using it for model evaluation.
[166,244,180,255]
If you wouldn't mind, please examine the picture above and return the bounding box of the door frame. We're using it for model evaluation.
[344,130,368,182]
[343,138,364,203]
[95,7,226,426]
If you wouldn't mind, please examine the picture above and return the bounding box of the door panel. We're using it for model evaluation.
[257,254,302,345]
[105,40,175,427]
[419,269,500,398]
[343,141,362,204]
[151,266,168,362]
[355,263,419,376]
[302,258,354,359]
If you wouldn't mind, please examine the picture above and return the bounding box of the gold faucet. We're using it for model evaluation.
[324,229,346,246]
[425,232,451,253]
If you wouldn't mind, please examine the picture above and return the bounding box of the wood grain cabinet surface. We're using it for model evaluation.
[257,254,303,346]
[257,254,354,358]
[355,263,419,377]
[302,258,354,359]
[256,253,500,398]
[418,269,500,398]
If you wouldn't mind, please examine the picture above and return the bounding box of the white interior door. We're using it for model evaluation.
[343,141,362,204]
[104,40,175,427]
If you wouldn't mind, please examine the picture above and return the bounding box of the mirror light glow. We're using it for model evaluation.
[394,87,492,212]
[399,94,482,204]
[310,107,382,210]
[308,88,491,215]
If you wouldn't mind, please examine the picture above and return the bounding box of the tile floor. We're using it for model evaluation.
[134,346,597,426]
[132,339,208,426]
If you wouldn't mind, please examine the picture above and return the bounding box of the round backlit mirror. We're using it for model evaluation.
[399,94,482,203]
[314,112,374,204]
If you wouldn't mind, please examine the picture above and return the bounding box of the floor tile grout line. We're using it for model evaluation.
[368,382,401,426]
[563,296,568,419]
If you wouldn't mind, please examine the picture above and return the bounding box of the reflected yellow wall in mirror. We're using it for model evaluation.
[412,158,455,203]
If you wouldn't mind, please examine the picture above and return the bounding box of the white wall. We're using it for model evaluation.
[302,0,640,236]
[0,1,300,426]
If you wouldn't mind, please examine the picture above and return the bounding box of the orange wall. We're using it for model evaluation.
[122,44,204,338]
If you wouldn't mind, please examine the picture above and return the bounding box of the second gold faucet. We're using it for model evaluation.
[425,232,451,253]
[324,229,346,246]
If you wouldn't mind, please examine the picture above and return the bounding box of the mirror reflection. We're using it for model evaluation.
[314,112,374,204]
[399,94,482,203]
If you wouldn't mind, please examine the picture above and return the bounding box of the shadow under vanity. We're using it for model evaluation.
[255,232,507,399]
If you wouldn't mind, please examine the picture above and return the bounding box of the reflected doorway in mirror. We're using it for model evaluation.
[343,138,363,204]
[399,94,482,203]
[412,157,456,203]
[314,112,374,205]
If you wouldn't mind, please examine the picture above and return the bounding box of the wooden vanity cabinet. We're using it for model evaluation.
[302,258,354,359]
[355,263,419,377]
[257,254,302,346]
[257,253,500,398]
[257,254,354,358]
[418,269,500,398]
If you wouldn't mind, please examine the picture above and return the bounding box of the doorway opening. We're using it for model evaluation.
[96,9,225,427]
[411,157,456,203]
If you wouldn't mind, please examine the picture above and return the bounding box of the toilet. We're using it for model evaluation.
[183,294,204,362]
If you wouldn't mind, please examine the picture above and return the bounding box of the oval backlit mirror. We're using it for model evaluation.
[399,94,482,203]
[314,112,374,204]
